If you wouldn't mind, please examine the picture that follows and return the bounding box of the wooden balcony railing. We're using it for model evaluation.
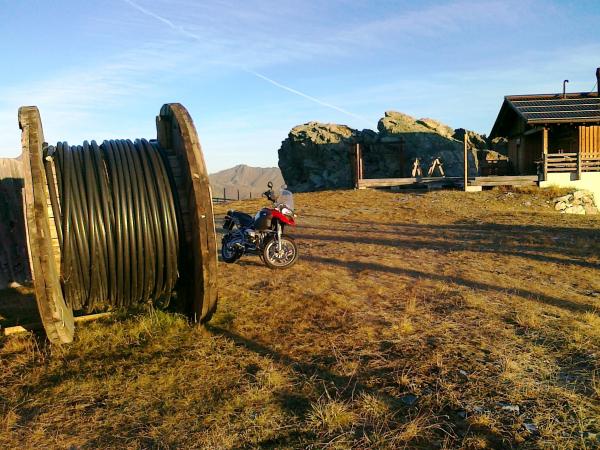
[582,157,600,172]
[543,152,600,180]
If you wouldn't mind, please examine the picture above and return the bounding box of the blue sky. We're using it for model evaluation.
[0,0,599,171]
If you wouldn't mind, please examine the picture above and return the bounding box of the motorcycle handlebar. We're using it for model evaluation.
[263,190,275,202]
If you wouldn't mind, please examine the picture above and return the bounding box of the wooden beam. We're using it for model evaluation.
[358,177,462,188]
[524,126,545,136]
[463,133,468,191]
[542,127,548,181]
[359,144,364,179]
[2,312,113,336]
[73,312,113,324]
[353,143,360,189]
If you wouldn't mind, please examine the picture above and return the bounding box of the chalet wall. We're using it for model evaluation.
[579,125,600,157]
[522,133,542,174]
[508,138,518,173]
[508,133,541,175]
[549,125,578,153]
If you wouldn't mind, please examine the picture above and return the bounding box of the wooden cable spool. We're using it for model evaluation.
[18,103,218,344]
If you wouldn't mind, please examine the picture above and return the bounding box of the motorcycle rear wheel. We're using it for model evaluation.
[262,235,299,269]
[221,236,242,263]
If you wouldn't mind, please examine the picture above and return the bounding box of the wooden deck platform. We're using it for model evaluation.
[358,177,461,189]
[357,175,539,190]
[469,175,538,187]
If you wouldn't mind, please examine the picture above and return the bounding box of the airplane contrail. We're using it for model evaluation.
[122,0,367,123]
[243,69,367,121]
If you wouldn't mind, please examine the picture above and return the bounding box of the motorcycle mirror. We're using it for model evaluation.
[267,181,273,189]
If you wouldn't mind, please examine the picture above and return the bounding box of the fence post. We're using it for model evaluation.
[249,192,252,199]
[237,189,240,200]
[577,151,582,180]
[463,133,468,191]
[353,143,360,189]
[358,143,364,179]
[542,127,548,182]
[223,187,226,201]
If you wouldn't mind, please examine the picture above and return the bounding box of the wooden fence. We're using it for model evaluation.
[212,187,259,203]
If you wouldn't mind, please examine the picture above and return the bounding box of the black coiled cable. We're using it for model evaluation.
[43,139,180,312]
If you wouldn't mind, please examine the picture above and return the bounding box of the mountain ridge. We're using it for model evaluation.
[209,164,284,199]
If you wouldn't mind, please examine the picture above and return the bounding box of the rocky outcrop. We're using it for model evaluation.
[278,111,481,192]
[277,122,359,191]
[553,191,598,215]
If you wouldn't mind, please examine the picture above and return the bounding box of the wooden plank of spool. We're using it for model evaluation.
[18,106,74,344]
[156,103,218,322]
[2,312,113,337]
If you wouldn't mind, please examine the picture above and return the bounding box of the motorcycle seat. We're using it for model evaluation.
[230,210,254,227]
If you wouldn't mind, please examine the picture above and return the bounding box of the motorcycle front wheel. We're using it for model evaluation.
[262,235,299,269]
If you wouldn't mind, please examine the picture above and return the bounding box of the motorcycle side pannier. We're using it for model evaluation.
[254,209,273,231]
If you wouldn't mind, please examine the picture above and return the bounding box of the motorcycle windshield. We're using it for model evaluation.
[278,189,294,210]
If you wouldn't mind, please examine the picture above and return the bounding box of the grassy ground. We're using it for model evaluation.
[1,188,599,449]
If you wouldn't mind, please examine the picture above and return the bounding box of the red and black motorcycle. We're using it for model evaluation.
[221,182,298,269]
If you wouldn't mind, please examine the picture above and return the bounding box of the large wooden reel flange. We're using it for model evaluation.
[19,106,74,344]
[157,104,218,322]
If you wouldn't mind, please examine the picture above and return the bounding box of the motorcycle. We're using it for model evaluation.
[221,182,299,269]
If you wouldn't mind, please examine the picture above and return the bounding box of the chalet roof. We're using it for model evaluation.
[490,92,600,138]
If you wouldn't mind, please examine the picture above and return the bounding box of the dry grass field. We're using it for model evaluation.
[1,188,599,449]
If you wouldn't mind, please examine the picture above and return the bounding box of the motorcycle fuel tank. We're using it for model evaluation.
[254,208,273,231]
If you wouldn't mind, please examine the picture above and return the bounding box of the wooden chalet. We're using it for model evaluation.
[489,69,600,187]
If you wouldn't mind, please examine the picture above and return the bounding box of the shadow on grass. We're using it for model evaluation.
[208,325,406,412]
[0,286,41,328]
[206,326,476,446]
[294,228,599,270]
[302,254,592,314]
[297,215,599,265]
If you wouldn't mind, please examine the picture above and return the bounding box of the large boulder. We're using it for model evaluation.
[453,128,487,150]
[417,118,455,139]
[278,122,358,192]
[278,112,481,192]
[371,111,478,179]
